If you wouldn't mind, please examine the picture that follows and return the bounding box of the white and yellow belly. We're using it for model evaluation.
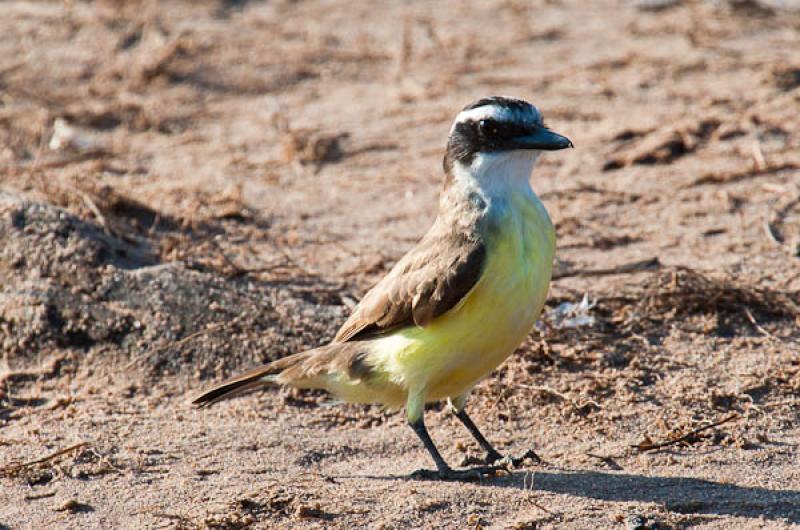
[366,192,555,408]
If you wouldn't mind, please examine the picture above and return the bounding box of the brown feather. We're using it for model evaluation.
[192,343,371,407]
[191,350,311,407]
[334,193,487,343]
[194,189,487,406]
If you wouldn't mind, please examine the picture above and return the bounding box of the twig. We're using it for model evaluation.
[0,441,89,477]
[765,193,800,248]
[752,140,766,171]
[6,152,107,175]
[764,216,783,244]
[742,306,777,340]
[531,499,553,515]
[207,239,297,278]
[760,399,800,411]
[24,491,57,500]
[552,257,660,281]
[688,161,800,188]
[133,33,189,86]
[520,384,572,402]
[586,452,624,470]
[540,183,638,201]
[76,190,114,237]
[520,384,602,411]
[631,414,740,452]
[0,355,65,388]
[124,319,234,369]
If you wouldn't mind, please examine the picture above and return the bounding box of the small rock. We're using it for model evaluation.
[633,0,681,11]
[54,499,93,513]
[627,514,649,530]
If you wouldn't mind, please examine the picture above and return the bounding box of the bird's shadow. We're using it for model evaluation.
[503,469,800,523]
[352,468,800,523]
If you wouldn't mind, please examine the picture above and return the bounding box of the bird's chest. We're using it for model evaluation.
[421,195,554,398]
[481,200,553,333]
[453,195,555,356]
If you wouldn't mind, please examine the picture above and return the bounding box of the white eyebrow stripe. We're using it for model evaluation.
[456,105,512,123]
[450,103,540,134]
[450,105,514,133]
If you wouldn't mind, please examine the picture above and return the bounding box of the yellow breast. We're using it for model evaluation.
[371,191,555,402]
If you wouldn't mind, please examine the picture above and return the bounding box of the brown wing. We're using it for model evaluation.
[334,220,486,343]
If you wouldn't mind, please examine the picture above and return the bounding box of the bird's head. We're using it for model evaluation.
[443,97,572,192]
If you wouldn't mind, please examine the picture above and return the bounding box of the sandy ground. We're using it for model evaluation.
[1,0,800,528]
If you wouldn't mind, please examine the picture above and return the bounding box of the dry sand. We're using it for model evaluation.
[1,1,799,528]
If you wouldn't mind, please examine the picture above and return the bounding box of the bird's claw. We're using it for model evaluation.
[410,464,506,482]
[460,448,541,468]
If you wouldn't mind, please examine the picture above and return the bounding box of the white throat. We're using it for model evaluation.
[451,150,540,204]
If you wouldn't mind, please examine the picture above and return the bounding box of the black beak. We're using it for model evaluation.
[512,127,573,151]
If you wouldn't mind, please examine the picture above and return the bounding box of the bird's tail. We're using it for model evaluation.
[191,350,311,408]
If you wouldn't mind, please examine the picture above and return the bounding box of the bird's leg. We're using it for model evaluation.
[452,407,504,464]
[409,415,454,476]
[408,415,503,481]
[450,396,541,467]
[406,395,503,481]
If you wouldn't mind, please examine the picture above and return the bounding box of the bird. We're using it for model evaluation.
[193,96,572,481]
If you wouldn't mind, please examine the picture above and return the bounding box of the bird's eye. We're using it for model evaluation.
[478,119,494,135]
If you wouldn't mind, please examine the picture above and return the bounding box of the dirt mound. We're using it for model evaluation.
[0,192,346,379]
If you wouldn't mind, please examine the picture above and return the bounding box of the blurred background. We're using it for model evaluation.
[1,1,799,528]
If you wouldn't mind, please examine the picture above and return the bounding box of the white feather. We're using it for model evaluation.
[451,101,541,133]
[450,151,540,205]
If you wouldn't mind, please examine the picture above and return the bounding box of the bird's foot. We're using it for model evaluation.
[460,448,541,468]
[410,464,506,482]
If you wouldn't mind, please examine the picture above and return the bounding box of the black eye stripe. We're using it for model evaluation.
[445,98,542,171]
[475,119,528,138]
[446,114,537,169]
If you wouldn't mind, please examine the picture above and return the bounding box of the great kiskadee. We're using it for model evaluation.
[193,96,572,480]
